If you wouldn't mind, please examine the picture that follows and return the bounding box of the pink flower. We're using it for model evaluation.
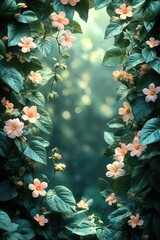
[142,83,160,102]
[127,137,146,157]
[119,102,134,122]
[28,178,48,198]
[60,0,80,6]
[114,143,127,162]
[58,30,76,49]
[3,118,24,139]
[18,37,37,53]
[34,214,48,226]
[77,199,89,209]
[29,71,43,84]
[128,213,144,228]
[146,37,160,48]
[50,11,69,31]
[105,193,117,206]
[22,106,40,123]
[106,161,125,179]
[115,4,133,20]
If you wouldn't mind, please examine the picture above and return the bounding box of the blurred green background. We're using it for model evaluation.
[44,8,118,207]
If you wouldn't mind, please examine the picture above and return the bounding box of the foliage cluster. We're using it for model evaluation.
[1,0,160,240]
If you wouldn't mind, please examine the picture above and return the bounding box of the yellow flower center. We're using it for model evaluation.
[123,9,128,14]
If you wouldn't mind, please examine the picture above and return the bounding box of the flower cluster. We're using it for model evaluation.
[112,70,134,84]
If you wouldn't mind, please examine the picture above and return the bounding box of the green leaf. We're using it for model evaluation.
[16,219,36,240]
[24,91,45,107]
[139,143,160,160]
[23,140,47,165]
[143,1,160,20]
[116,84,131,102]
[99,178,110,192]
[104,131,114,145]
[16,10,38,23]
[105,19,123,39]
[140,118,160,145]
[0,131,11,157]
[0,0,17,17]
[36,36,54,57]
[75,0,89,22]
[29,20,45,38]
[53,0,74,19]
[0,210,18,232]
[0,65,23,92]
[66,213,96,236]
[37,70,54,86]
[125,53,144,71]
[94,0,111,10]
[144,21,155,32]
[149,60,160,74]
[132,168,150,192]
[113,175,131,193]
[7,23,29,47]
[96,228,113,240]
[0,180,18,201]
[36,108,53,134]
[108,207,131,224]
[67,20,83,34]
[46,186,76,213]
[107,118,125,129]
[0,40,6,59]
[132,97,154,122]
[113,231,128,240]
[142,48,156,63]
[102,46,126,67]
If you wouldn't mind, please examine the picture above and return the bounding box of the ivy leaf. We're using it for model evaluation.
[94,0,111,10]
[36,36,54,57]
[143,1,160,20]
[140,118,160,145]
[104,131,114,145]
[24,91,45,107]
[144,21,155,32]
[7,23,29,47]
[102,46,126,67]
[36,108,53,134]
[132,97,154,122]
[0,180,18,201]
[0,65,23,92]
[105,19,123,39]
[46,186,76,213]
[142,48,156,63]
[16,10,38,23]
[116,84,131,102]
[53,0,74,19]
[125,53,144,71]
[23,140,47,165]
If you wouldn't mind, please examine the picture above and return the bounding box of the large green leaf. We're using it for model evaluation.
[67,20,83,34]
[125,53,144,71]
[36,36,54,57]
[24,91,45,107]
[46,186,76,213]
[105,19,123,39]
[143,1,160,20]
[140,118,160,145]
[0,65,23,92]
[29,20,45,38]
[142,48,156,63]
[149,60,160,74]
[16,219,36,240]
[102,46,126,67]
[132,97,154,122]
[113,175,131,193]
[23,140,47,165]
[0,0,17,16]
[104,131,114,145]
[7,23,29,47]
[94,0,111,9]
[16,10,38,23]
[36,108,53,134]
[0,210,18,232]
